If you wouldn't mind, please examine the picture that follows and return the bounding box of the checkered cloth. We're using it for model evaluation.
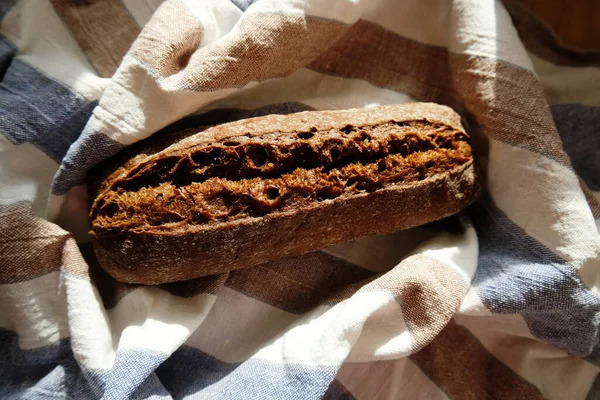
[1,0,599,399]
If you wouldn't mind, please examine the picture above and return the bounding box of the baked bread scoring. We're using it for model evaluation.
[89,103,481,284]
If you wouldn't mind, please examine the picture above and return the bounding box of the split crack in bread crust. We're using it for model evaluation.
[88,103,482,285]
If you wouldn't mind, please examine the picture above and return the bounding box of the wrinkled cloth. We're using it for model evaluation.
[1,0,599,399]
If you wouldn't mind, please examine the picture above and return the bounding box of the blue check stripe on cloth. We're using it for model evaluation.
[471,193,600,356]
[551,104,600,191]
[157,348,337,400]
[0,34,96,163]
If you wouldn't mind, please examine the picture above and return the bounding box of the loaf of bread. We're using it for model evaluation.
[88,103,481,284]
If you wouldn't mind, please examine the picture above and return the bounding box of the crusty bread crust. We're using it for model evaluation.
[89,103,482,284]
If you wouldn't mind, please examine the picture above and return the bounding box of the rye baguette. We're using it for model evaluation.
[89,103,481,284]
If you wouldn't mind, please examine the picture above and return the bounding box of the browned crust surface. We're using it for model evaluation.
[89,103,482,284]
